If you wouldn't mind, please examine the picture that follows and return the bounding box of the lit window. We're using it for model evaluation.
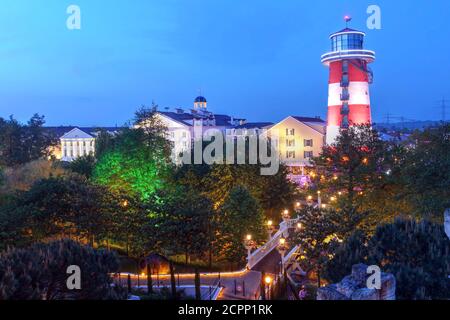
[304,139,313,147]
[304,151,313,159]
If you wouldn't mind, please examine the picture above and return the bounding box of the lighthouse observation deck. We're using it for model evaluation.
[321,28,375,65]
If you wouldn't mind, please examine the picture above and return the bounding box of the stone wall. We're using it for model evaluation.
[317,264,396,300]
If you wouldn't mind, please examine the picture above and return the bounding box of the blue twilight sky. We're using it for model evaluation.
[0,0,449,126]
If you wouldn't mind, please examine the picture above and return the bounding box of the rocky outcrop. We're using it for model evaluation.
[317,263,396,300]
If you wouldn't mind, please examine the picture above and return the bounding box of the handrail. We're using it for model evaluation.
[247,218,299,269]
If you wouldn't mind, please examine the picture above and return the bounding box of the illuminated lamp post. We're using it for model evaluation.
[264,275,273,300]
[277,237,288,275]
[243,234,256,263]
[281,209,290,223]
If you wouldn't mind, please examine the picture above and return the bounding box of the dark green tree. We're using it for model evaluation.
[0,114,56,167]
[154,187,213,264]
[324,218,450,300]
[323,230,368,283]
[294,206,342,287]
[68,154,96,178]
[217,186,266,264]
[399,124,450,220]
[0,239,125,300]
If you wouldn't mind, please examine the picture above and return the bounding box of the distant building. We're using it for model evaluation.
[47,96,326,181]
[151,96,247,162]
[46,126,121,161]
[267,116,325,183]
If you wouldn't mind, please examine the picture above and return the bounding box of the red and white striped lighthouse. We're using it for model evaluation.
[321,19,375,144]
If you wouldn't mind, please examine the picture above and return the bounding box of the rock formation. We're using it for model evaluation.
[317,264,396,300]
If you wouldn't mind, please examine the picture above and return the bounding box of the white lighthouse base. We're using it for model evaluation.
[326,125,340,145]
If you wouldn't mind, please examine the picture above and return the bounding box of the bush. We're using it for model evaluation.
[324,218,450,300]
[0,239,126,300]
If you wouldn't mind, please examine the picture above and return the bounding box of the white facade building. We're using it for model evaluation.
[47,126,121,162]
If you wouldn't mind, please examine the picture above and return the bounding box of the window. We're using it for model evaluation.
[83,141,86,147]
[286,128,295,136]
[286,139,295,147]
[304,151,313,159]
[182,131,187,138]
[170,132,175,139]
[304,139,313,147]
[286,151,295,159]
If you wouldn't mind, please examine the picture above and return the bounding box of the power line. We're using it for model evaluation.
[437,97,450,121]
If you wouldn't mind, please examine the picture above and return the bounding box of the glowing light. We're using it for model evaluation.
[321,204,327,208]
[246,234,252,241]
[283,209,289,215]
[338,191,342,196]
[317,191,321,195]
[307,195,313,200]
[330,196,336,202]
[362,158,368,165]
[267,220,273,227]
[296,202,301,207]
[279,237,286,246]
[297,222,302,229]
[265,276,272,284]
[333,175,338,180]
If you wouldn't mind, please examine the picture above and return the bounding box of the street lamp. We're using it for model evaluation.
[306,195,313,207]
[281,209,290,222]
[277,237,288,275]
[244,234,256,262]
[264,275,273,300]
[266,220,275,240]
[296,222,302,231]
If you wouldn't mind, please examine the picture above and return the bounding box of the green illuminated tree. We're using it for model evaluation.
[93,127,173,200]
